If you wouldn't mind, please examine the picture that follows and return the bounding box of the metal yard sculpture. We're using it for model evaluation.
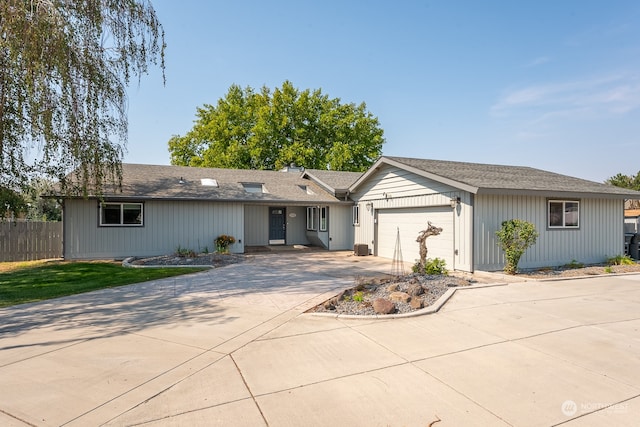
[416,221,443,271]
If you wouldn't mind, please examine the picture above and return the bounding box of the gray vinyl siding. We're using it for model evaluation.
[244,205,310,246]
[328,205,354,250]
[244,205,269,245]
[286,206,311,245]
[352,165,474,272]
[352,164,458,200]
[474,195,625,271]
[64,199,244,259]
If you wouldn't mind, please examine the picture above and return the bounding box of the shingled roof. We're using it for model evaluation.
[302,169,363,194]
[351,156,640,198]
[85,164,347,204]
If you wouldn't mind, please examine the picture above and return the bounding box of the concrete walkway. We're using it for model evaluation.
[1,252,639,426]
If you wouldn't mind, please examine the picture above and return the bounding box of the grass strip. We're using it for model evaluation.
[0,261,206,307]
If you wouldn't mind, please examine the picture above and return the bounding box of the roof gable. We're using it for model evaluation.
[302,169,363,195]
[350,156,640,199]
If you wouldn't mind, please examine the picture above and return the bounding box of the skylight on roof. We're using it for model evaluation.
[242,182,267,193]
[201,178,219,187]
[299,185,315,195]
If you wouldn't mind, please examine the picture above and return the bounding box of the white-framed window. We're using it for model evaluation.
[320,207,328,231]
[306,206,316,230]
[100,202,143,226]
[548,200,579,228]
[352,205,359,226]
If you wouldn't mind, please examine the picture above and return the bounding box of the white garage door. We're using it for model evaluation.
[376,207,454,268]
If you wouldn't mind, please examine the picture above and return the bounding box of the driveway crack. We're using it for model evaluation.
[230,354,269,426]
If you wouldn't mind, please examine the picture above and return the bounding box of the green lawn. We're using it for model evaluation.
[0,261,207,307]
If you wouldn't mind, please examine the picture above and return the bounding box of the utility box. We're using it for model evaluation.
[354,244,369,256]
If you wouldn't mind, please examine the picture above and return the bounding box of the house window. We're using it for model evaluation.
[352,205,359,226]
[320,207,328,231]
[548,200,579,228]
[100,202,143,226]
[306,207,316,230]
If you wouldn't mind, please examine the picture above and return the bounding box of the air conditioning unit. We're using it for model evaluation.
[354,244,369,256]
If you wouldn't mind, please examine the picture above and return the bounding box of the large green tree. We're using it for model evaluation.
[606,172,640,191]
[606,171,640,208]
[0,0,165,203]
[168,81,385,171]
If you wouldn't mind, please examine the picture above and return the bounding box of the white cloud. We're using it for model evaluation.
[491,71,640,120]
[524,56,551,68]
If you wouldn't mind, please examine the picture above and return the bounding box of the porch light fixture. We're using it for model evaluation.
[450,196,461,209]
[366,202,373,211]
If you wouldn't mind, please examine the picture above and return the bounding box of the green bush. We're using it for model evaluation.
[564,259,584,269]
[412,257,448,275]
[175,246,196,258]
[495,219,539,274]
[607,254,635,266]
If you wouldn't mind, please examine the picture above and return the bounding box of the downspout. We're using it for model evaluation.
[469,193,474,273]
[60,199,66,260]
[452,199,456,271]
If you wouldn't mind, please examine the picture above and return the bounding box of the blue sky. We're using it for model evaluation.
[126,0,640,182]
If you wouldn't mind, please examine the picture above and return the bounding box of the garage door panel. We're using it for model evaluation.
[377,207,453,267]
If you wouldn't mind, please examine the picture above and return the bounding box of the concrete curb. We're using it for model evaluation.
[516,270,640,282]
[469,269,640,283]
[307,282,509,320]
[121,257,214,269]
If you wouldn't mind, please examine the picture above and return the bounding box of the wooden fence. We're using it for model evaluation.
[0,221,63,262]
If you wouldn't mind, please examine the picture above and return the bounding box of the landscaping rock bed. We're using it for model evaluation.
[519,263,640,278]
[128,253,244,267]
[309,274,473,316]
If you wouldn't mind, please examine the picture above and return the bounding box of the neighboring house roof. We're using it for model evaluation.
[302,169,363,195]
[351,156,640,199]
[74,164,347,204]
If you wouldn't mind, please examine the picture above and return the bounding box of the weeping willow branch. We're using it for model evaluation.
[0,0,165,197]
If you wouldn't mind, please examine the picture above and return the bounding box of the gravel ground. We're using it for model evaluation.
[518,263,640,278]
[309,274,472,316]
[129,253,244,267]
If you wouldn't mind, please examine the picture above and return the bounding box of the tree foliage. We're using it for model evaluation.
[0,186,27,220]
[605,172,640,190]
[495,219,539,275]
[606,171,640,208]
[23,178,62,221]
[0,0,165,198]
[168,81,385,171]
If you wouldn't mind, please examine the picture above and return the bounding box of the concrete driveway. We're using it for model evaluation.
[1,252,639,426]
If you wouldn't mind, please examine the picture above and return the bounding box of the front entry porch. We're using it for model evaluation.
[244,244,324,254]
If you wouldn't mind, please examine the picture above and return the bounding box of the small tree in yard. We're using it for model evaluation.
[496,219,539,274]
